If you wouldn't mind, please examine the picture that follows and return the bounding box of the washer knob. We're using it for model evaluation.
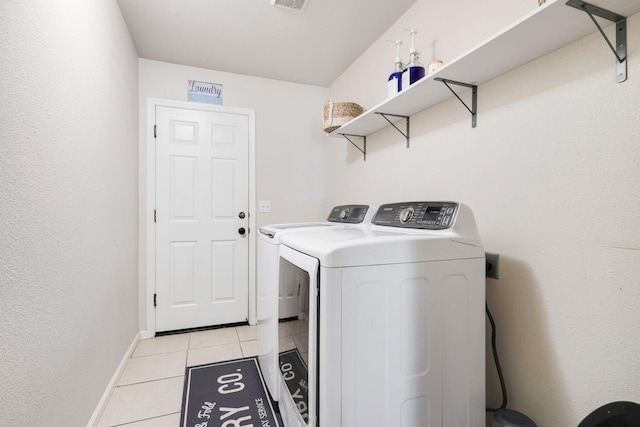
[340,208,351,220]
[399,207,414,223]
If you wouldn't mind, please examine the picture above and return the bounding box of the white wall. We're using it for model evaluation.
[328,1,640,426]
[0,1,139,426]
[138,59,328,330]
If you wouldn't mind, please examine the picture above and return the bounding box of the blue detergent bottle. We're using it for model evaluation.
[387,39,404,98]
[401,28,425,90]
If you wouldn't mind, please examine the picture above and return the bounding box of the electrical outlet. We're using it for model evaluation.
[259,200,271,213]
[486,253,499,279]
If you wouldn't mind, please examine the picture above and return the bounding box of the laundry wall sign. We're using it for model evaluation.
[188,80,223,105]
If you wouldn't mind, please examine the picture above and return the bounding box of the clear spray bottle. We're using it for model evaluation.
[401,28,425,90]
[386,39,404,97]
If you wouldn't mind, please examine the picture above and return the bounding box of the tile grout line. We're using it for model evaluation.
[116,374,186,389]
[111,411,181,427]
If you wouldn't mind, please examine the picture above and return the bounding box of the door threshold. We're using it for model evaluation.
[156,320,250,337]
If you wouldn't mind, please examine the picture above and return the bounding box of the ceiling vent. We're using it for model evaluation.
[270,0,308,12]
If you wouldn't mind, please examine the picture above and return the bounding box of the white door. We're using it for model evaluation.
[155,105,250,332]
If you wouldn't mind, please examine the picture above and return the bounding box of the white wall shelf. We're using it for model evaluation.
[328,0,640,160]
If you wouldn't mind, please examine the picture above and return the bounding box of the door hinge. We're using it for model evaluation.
[154,124,157,138]
[154,293,157,307]
[154,209,156,223]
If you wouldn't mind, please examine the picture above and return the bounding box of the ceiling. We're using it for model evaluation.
[116,0,419,87]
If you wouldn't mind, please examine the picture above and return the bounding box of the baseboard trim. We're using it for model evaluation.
[86,331,140,426]
[139,329,154,340]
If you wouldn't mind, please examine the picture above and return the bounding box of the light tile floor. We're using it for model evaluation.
[97,325,259,427]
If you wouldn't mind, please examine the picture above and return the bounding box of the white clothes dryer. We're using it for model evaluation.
[256,204,376,408]
[275,201,486,427]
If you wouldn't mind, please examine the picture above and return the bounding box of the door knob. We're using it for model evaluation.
[238,227,246,235]
[239,212,246,219]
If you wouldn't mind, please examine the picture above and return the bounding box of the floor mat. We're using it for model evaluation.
[181,357,281,427]
[279,349,309,423]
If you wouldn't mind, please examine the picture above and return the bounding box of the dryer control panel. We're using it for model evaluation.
[373,201,458,230]
[327,204,370,224]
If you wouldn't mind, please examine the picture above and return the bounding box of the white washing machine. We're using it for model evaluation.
[275,201,486,427]
[256,204,376,408]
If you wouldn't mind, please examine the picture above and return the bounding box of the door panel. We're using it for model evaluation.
[211,240,235,301]
[170,241,197,305]
[171,156,198,219]
[211,159,235,218]
[155,106,249,332]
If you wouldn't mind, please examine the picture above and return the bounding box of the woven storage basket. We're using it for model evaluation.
[322,99,364,133]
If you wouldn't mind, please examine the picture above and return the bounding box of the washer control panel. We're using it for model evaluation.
[327,204,370,224]
[373,202,458,230]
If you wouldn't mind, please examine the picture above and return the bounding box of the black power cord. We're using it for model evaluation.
[486,302,508,412]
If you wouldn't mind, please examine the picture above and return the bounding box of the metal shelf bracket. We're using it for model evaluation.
[434,78,478,128]
[375,112,410,148]
[340,133,367,161]
[566,0,627,82]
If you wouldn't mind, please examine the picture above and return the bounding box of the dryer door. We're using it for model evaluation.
[278,245,319,427]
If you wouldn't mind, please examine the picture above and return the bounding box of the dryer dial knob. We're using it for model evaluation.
[339,208,351,220]
[399,207,414,223]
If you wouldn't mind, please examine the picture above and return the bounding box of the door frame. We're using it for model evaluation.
[144,98,256,338]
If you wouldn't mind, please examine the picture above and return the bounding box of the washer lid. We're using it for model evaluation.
[258,204,376,241]
[258,222,331,241]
